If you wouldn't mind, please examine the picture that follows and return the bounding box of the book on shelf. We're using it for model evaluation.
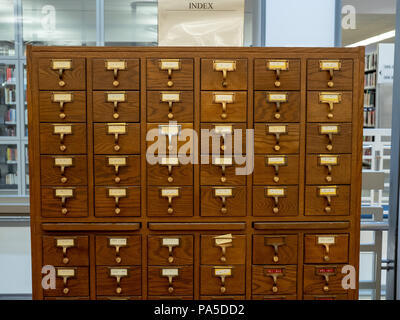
[4,87,16,104]
[5,173,18,185]
[364,91,375,107]
[363,107,376,127]
[365,52,377,71]
[364,71,376,88]
[5,67,16,83]
[4,108,16,123]
[6,147,17,162]
[0,47,16,56]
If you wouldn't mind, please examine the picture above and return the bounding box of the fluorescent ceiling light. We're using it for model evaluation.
[346,29,396,47]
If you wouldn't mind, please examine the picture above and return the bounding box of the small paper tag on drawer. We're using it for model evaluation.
[105,60,127,70]
[108,157,127,166]
[318,236,336,245]
[159,59,181,70]
[213,157,233,166]
[57,268,75,277]
[54,157,73,167]
[214,188,233,197]
[213,60,236,71]
[54,125,72,134]
[266,156,287,166]
[51,60,72,70]
[110,268,128,277]
[56,238,75,247]
[267,92,288,102]
[319,187,337,196]
[159,124,181,136]
[267,125,287,134]
[213,93,235,103]
[109,238,128,247]
[320,60,341,70]
[55,188,74,197]
[106,92,126,102]
[161,92,180,102]
[214,125,233,135]
[214,268,232,276]
[265,268,284,275]
[320,125,339,134]
[267,60,289,70]
[214,234,233,246]
[319,92,341,103]
[107,123,126,134]
[162,238,180,247]
[108,188,127,197]
[52,93,73,102]
[266,188,285,197]
[162,268,179,277]
[316,267,337,275]
[319,155,338,165]
[161,157,179,166]
[161,188,180,197]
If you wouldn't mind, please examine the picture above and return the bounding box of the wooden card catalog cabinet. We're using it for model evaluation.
[28,46,363,300]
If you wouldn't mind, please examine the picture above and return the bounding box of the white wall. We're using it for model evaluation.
[0,226,32,294]
[265,0,336,47]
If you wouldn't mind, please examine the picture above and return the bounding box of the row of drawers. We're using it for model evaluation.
[40,185,350,217]
[39,90,353,123]
[39,58,353,91]
[44,234,349,266]
[39,122,352,155]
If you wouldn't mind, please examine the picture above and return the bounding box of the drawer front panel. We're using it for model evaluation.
[200,265,245,295]
[253,235,298,265]
[307,59,353,90]
[92,59,139,90]
[147,90,193,122]
[253,186,299,217]
[147,58,193,90]
[200,162,246,186]
[306,123,352,154]
[306,154,351,185]
[94,186,141,217]
[147,186,193,217]
[40,155,87,186]
[93,123,140,154]
[254,59,300,90]
[307,91,352,122]
[201,91,247,122]
[200,123,246,155]
[95,235,141,266]
[96,266,141,296]
[254,91,300,122]
[41,187,88,218]
[42,235,89,266]
[147,162,193,186]
[148,266,193,296]
[148,235,194,265]
[93,91,140,122]
[252,265,297,295]
[253,155,299,185]
[201,234,246,265]
[40,123,87,154]
[303,265,347,294]
[201,59,247,90]
[200,186,246,217]
[39,91,86,122]
[254,123,300,154]
[304,234,349,264]
[305,185,350,216]
[94,155,140,186]
[43,267,89,297]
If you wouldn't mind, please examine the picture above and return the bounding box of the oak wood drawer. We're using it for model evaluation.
[252,265,297,295]
[148,235,193,265]
[307,91,352,122]
[200,160,246,186]
[303,265,347,294]
[40,123,87,155]
[306,154,351,185]
[43,267,89,297]
[200,265,245,295]
[92,91,140,122]
[307,59,353,90]
[42,235,89,266]
[39,58,86,90]
[94,155,140,186]
[305,185,350,216]
[201,59,247,90]
[92,58,139,90]
[147,90,193,122]
[93,123,140,155]
[96,266,141,296]
[254,91,300,122]
[253,154,299,185]
[147,161,193,186]
[95,235,141,266]
[200,123,246,155]
[39,91,86,122]
[201,91,247,122]
[94,186,141,217]
[147,58,193,90]
[253,186,299,217]
[254,123,300,154]
[306,123,352,154]
[200,186,246,217]
[41,186,88,218]
[253,234,298,265]
[147,186,193,217]
[254,59,300,90]
[304,234,349,264]
[148,266,193,296]
[40,155,87,186]
[201,234,246,265]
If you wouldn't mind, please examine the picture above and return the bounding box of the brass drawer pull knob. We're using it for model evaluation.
[161,268,179,294]
[108,188,127,215]
[160,188,180,215]
[161,92,180,120]
[109,268,128,294]
[317,236,336,262]
[213,60,236,87]
[55,188,73,215]
[266,156,287,184]
[316,267,336,292]
[319,125,339,151]
[159,59,181,87]
[213,267,232,294]
[214,234,233,263]
[108,238,127,264]
[162,238,180,264]
[318,155,338,183]
[213,157,232,183]
[213,93,234,119]
[267,60,289,88]
[53,125,72,152]
[51,59,72,87]
[54,157,73,184]
[320,60,341,88]
[161,157,179,184]
[105,60,127,87]
[52,92,73,119]
[318,186,338,213]
[56,268,75,295]
[267,93,289,120]
[214,188,233,214]
[319,92,341,119]
[264,236,286,263]
[56,239,75,265]
[266,125,287,152]
[264,267,284,293]
[265,187,286,214]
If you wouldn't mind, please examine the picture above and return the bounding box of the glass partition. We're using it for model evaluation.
[0,0,15,56]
